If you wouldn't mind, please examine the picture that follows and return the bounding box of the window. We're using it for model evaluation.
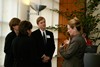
[0,0,18,66]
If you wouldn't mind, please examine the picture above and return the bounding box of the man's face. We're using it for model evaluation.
[13,25,19,31]
[37,19,46,30]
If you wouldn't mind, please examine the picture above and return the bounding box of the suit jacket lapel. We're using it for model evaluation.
[37,29,44,41]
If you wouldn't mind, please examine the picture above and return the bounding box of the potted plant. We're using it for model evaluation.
[48,0,100,45]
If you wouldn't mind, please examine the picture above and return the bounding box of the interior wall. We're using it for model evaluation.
[0,0,2,22]
[17,0,29,20]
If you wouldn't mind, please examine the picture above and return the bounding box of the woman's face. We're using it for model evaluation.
[67,25,75,36]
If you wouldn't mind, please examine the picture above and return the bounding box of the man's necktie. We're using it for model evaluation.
[43,32,46,45]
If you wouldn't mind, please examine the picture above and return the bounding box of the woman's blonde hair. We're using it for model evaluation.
[68,17,82,32]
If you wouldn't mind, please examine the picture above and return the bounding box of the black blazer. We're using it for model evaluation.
[31,29,55,67]
[12,35,36,67]
[4,31,16,67]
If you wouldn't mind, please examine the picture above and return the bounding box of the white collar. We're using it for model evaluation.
[40,29,46,36]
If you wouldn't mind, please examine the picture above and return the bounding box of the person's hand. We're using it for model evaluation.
[60,38,70,48]
[64,39,70,45]
[41,54,50,63]
[59,43,64,48]
[59,39,70,48]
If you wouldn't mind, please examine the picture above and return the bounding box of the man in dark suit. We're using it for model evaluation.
[31,16,55,67]
[4,18,21,67]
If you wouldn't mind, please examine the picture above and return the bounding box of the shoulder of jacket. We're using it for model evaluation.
[46,30,53,33]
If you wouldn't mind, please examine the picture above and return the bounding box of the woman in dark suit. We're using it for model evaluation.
[59,17,86,67]
[12,20,35,67]
[31,16,55,67]
[4,17,21,67]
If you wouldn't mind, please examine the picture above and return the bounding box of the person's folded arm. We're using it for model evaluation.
[59,40,80,59]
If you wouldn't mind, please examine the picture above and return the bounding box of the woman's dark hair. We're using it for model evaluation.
[68,17,82,32]
[18,20,32,36]
[9,17,21,30]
